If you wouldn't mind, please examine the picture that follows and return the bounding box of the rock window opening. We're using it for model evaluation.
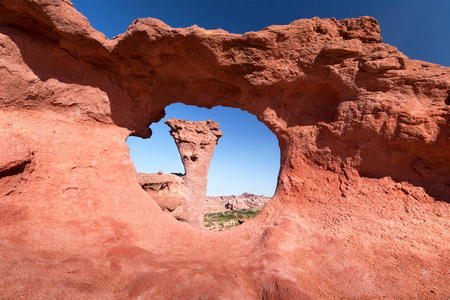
[127,103,280,231]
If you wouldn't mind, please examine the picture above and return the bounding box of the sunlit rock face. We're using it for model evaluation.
[165,118,223,228]
[137,172,187,222]
[0,0,449,298]
[138,118,222,228]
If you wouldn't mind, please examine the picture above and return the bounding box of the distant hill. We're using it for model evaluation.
[205,193,271,213]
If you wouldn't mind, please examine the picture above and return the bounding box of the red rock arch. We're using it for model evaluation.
[0,1,449,298]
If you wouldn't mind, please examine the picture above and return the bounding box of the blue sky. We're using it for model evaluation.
[71,0,449,196]
[127,104,279,196]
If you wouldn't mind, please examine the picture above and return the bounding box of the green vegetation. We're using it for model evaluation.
[204,209,260,231]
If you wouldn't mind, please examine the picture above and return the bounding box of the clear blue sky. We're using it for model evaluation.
[127,104,279,196]
[71,0,449,196]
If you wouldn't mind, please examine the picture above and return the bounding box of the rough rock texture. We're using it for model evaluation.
[138,119,221,225]
[0,0,449,299]
[137,172,187,221]
[164,118,223,228]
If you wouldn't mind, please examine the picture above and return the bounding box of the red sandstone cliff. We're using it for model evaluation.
[0,0,449,298]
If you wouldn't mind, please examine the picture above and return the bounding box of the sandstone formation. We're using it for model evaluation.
[165,118,223,228]
[137,172,187,222]
[0,0,449,298]
[138,118,222,227]
[206,193,271,213]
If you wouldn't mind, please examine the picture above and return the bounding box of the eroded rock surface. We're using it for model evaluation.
[0,1,449,299]
[138,118,222,226]
[165,118,223,228]
[0,131,32,177]
[137,172,187,221]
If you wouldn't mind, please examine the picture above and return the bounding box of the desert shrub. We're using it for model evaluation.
[204,208,261,231]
